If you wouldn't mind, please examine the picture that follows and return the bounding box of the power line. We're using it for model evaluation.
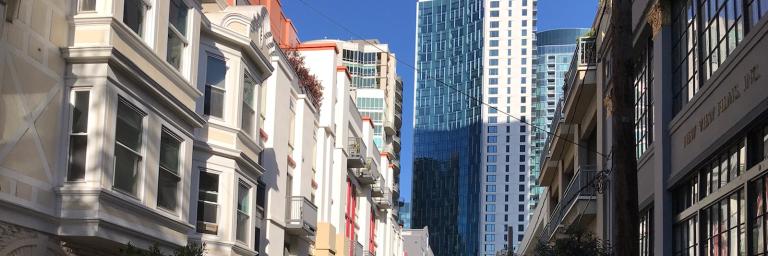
[292,0,609,159]
[289,3,620,247]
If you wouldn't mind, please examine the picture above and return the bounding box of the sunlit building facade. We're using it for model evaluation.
[529,28,589,211]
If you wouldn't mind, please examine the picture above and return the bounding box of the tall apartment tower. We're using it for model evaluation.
[529,28,589,211]
[413,0,536,255]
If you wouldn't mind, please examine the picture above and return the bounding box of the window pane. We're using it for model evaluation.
[79,0,96,11]
[114,144,140,195]
[115,102,143,151]
[157,131,181,211]
[72,91,90,133]
[197,172,219,224]
[114,100,143,196]
[204,87,225,118]
[237,212,249,242]
[238,183,250,212]
[199,172,219,197]
[67,135,87,181]
[159,132,180,174]
[123,0,144,36]
[242,74,257,136]
[158,169,180,210]
[167,31,184,69]
[236,182,250,242]
[205,57,226,88]
[169,0,187,35]
[197,201,218,224]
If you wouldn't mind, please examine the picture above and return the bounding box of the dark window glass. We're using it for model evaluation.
[113,99,144,196]
[204,56,227,118]
[157,130,181,211]
[123,0,146,36]
[197,172,219,226]
[79,0,96,11]
[68,91,90,181]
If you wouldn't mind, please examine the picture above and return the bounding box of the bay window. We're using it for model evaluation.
[236,181,251,243]
[157,129,181,211]
[197,171,219,234]
[204,56,226,118]
[113,99,145,196]
[68,91,90,181]
[167,0,188,69]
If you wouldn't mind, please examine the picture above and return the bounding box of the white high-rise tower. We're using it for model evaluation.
[479,0,537,253]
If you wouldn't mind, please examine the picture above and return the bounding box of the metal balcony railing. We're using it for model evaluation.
[539,167,597,242]
[563,37,596,93]
[285,196,318,236]
[538,99,565,172]
[348,137,367,168]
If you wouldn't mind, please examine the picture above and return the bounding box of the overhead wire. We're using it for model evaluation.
[292,0,610,159]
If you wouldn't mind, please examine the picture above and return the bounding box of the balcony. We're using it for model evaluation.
[393,112,402,128]
[348,137,367,168]
[285,196,318,236]
[539,167,597,242]
[382,144,395,157]
[390,159,400,175]
[353,157,380,184]
[391,182,400,197]
[371,178,385,197]
[392,135,401,153]
[374,189,392,209]
[384,119,396,135]
[563,37,596,90]
[560,37,597,122]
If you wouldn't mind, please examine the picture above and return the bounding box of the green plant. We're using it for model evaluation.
[120,242,205,256]
[533,226,610,256]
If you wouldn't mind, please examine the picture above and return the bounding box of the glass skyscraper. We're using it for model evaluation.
[413,0,536,255]
[529,28,589,211]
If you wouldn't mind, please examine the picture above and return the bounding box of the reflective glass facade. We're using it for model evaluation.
[413,0,484,255]
[529,28,588,209]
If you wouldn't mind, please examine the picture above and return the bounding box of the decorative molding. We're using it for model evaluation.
[647,1,666,36]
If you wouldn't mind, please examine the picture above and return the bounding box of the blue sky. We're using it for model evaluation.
[281,0,598,203]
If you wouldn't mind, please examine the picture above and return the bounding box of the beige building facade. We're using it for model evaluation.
[0,1,403,256]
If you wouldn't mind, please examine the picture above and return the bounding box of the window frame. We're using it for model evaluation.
[203,54,228,119]
[157,127,183,213]
[112,97,148,198]
[236,180,252,244]
[166,0,189,70]
[67,89,91,182]
[197,170,220,224]
[241,70,259,138]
